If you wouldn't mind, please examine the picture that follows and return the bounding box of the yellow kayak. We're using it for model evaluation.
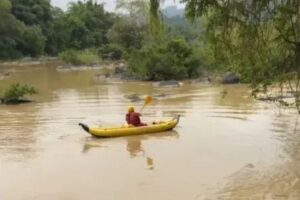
[79,115,180,137]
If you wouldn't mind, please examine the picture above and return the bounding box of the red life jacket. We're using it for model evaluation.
[126,112,143,126]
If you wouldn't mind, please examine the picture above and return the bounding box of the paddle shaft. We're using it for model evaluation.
[140,96,152,112]
[140,104,146,112]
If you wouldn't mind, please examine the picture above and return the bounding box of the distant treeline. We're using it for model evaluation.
[0,0,205,81]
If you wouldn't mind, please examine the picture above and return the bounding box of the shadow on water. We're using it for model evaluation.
[82,131,179,170]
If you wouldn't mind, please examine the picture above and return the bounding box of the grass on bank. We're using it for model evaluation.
[59,49,101,66]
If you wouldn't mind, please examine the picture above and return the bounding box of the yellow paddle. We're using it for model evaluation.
[140,96,152,112]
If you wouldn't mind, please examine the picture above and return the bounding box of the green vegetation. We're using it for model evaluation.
[106,17,146,51]
[0,0,114,59]
[0,0,203,77]
[1,83,37,104]
[59,49,101,66]
[128,38,201,80]
[99,44,123,60]
[149,0,300,112]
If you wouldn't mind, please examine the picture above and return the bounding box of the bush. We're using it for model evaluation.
[3,83,37,100]
[59,49,101,66]
[19,26,46,57]
[128,38,201,81]
[99,44,123,60]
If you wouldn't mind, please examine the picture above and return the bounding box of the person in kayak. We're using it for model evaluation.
[126,106,146,127]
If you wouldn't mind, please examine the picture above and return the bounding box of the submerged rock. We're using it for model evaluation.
[0,98,33,105]
[124,93,168,102]
[191,77,212,84]
[0,72,10,80]
[222,72,240,84]
[114,63,127,75]
[114,64,139,81]
[119,73,139,81]
[124,94,142,102]
[94,73,111,81]
[153,93,167,98]
[154,80,183,87]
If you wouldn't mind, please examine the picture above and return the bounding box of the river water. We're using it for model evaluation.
[0,62,299,200]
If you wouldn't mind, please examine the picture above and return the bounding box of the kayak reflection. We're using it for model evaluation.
[82,131,179,170]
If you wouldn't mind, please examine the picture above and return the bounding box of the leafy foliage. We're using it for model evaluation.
[11,0,52,28]
[0,0,115,58]
[0,0,48,58]
[3,83,37,100]
[59,49,101,66]
[177,0,300,111]
[19,26,46,57]
[62,0,114,50]
[0,0,12,11]
[165,15,204,42]
[45,7,69,55]
[99,44,123,60]
[106,17,145,50]
[128,38,201,80]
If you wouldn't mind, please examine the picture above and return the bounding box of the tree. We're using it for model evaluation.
[151,0,300,112]
[116,0,164,36]
[45,7,70,55]
[45,0,116,55]
[0,0,49,58]
[18,26,46,57]
[165,15,204,42]
[0,0,25,58]
[10,0,52,29]
[128,37,201,80]
[106,16,146,50]
[64,0,115,49]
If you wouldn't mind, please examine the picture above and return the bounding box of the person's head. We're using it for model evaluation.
[128,106,134,113]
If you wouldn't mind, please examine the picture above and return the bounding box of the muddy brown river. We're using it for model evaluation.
[0,62,299,200]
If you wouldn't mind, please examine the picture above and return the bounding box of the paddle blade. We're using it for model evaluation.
[144,96,152,105]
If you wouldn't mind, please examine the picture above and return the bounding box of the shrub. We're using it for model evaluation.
[59,49,101,66]
[128,38,201,81]
[3,83,37,100]
[99,44,123,60]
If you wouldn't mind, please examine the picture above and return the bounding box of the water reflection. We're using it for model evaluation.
[126,137,144,158]
[82,131,179,170]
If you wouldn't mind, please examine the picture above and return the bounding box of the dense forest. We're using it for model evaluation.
[0,0,203,81]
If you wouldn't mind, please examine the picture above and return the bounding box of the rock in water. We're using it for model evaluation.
[157,80,183,87]
[222,72,240,84]
[1,98,33,105]
[124,94,142,102]
[114,65,126,75]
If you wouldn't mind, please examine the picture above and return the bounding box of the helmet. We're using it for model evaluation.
[128,106,134,113]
